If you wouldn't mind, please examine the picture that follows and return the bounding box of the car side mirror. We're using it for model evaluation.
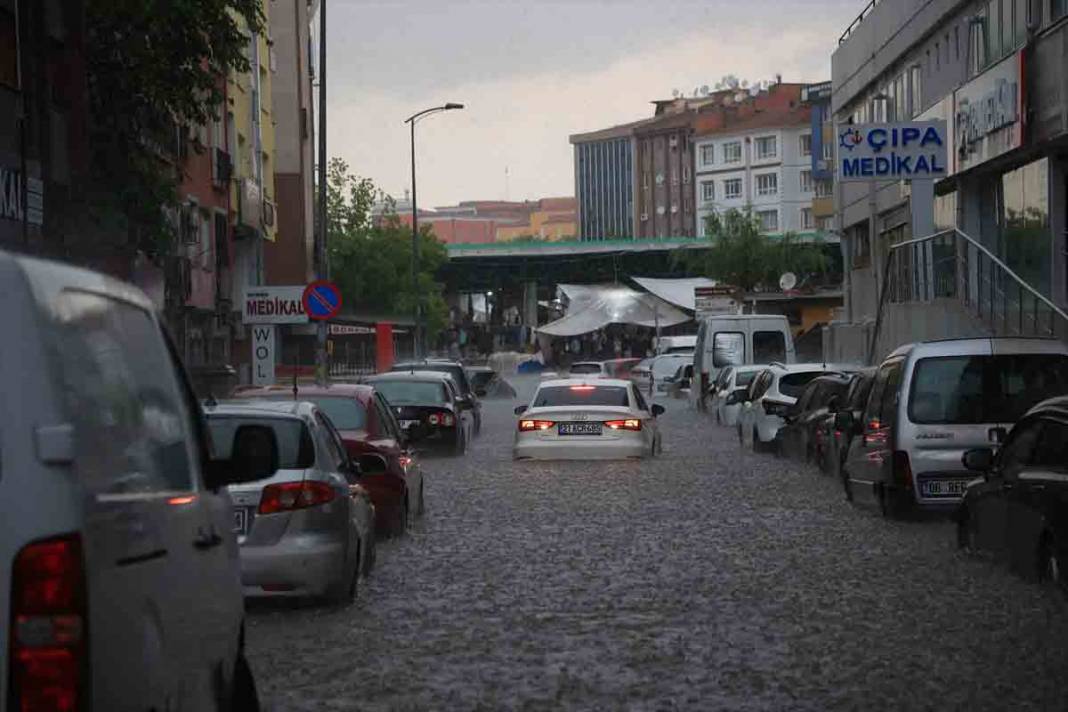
[514,404,527,415]
[651,404,665,416]
[724,388,747,406]
[357,453,389,477]
[962,447,995,472]
[208,424,279,488]
[833,411,855,432]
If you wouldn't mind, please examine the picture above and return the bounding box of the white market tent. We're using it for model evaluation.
[630,276,717,312]
[536,283,689,337]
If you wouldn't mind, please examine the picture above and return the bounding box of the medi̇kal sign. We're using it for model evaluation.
[243,286,308,324]
[836,120,948,183]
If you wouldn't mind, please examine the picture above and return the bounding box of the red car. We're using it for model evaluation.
[231,383,425,537]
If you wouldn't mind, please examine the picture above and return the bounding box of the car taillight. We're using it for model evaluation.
[428,412,454,427]
[892,450,913,488]
[604,419,642,431]
[519,419,555,431]
[863,419,889,446]
[10,534,86,712]
[258,481,336,515]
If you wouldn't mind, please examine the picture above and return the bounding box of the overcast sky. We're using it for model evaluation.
[325,0,860,208]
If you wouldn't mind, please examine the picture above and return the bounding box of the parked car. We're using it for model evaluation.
[629,353,691,395]
[734,363,844,453]
[603,357,643,379]
[569,361,608,376]
[710,365,764,427]
[513,378,664,459]
[816,369,876,488]
[365,371,474,455]
[466,365,518,398]
[663,362,694,398]
[232,383,424,537]
[391,360,482,434]
[956,396,1068,592]
[0,251,278,710]
[778,373,854,462]
[205,401,381,603]
[656,334,697,355]
[837,337,1068,516]
[692,314,796,411]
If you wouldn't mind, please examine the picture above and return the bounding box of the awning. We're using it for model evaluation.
[630,276,717,312]
[537,284,689,337]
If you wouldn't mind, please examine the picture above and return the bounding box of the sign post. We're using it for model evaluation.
[302,280,342,385]
[243,286,310,386]
[251,325,276,386]
[694,285,739,319]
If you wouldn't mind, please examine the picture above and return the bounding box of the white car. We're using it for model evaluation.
[513,378,664,459]
[710,365,765,427]
[737,363,844,452]
[629,353,692,395]
[568,361,608,377]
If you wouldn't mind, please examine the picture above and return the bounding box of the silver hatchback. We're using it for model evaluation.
[206,401,381,603]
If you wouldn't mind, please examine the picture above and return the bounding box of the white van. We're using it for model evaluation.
[0,251,279,710]
[655,335,697,355]
[691,315,795,410]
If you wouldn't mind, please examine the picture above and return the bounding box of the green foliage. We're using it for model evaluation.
[326,159,448,334]
[81,0,264,258]
[673,208,831,292]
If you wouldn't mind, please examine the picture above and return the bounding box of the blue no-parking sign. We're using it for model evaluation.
[302,280,343,321]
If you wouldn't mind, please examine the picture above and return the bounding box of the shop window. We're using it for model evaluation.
[851,222,871,269]
[1000,158,1050,297]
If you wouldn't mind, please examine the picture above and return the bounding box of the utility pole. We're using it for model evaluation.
[315,0,328,385]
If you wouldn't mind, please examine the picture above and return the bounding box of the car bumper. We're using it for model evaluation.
[239,533,345,597]
[513,438,647,460]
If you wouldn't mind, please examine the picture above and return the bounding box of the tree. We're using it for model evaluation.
[673,208,832,292]
[326,159,449,335]
[79,0,264,260]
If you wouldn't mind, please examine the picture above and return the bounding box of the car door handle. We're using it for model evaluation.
[193,529,223,550]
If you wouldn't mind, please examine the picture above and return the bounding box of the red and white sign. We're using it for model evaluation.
[243,286,308,325]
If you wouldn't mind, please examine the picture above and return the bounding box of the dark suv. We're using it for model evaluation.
[391,360,482,434]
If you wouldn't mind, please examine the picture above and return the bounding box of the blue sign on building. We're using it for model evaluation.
[836,120,948,183]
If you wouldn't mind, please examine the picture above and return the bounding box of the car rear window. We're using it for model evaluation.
[469,371,494,389]
[778,371,824,398]
[570,363,602,374]
[533,385,629,407]
[207,416,314,469]
[909,354,1068,424]
[736,371,757,387]
[374,380,448,405]
[257,396,367,430]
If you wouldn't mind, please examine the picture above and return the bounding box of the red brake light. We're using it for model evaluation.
[258,481,336,515]
[428,413,440,425]
[10,535,85,712]
[440,412,455,427]
[604,419,642,431]
[519,419,555,431]
[569,385,595,392]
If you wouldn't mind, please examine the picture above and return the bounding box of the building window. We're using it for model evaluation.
[800,207,814,230]
[723,141,742,163]
[755,173,778,196]
[1054,0,1067,23]
[724,178,742,199]
[701,180,715,203]
[799,134,812,157]
[815,179,833,198]
[754,136,777,160]
[0,9,17,89]
[910,65,922,117]
[700,144,715,166]
[817,215,834,231]
[757,210,779,232]
[800,170,813,194]
[822,139,833,161]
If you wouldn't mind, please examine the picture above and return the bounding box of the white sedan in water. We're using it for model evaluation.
[513,378,664,460]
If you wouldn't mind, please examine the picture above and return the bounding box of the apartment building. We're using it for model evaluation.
[570,123,640,240]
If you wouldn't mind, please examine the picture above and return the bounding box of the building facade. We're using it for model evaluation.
[829,0,1068,361]
[635,113,697,238]
[570,126,638,240]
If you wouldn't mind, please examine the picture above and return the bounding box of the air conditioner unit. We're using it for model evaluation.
[669,136,678,148]
[263,200,276,228]
[640,213,649,221]
[671,205,679,214]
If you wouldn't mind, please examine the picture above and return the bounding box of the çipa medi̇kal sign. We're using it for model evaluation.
[836,120,948,183]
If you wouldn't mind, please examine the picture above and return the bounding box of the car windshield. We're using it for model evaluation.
[778,371,825,398]
[909,354,1068,424]
[533,385,629,407]
[207,415,314,469]
[258,396,367,430]
[570,363,602,374]
[374,380,449,405]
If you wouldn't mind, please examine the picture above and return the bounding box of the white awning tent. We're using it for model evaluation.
[630,276,717,312]
[536,284,689,337]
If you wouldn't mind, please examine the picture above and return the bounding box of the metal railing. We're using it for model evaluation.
[839,0,880,45]
[868,228,1068,363]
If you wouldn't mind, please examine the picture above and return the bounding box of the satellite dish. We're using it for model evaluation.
[779,272,798,291]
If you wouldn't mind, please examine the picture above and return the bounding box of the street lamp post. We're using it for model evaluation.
[405,103,464,359]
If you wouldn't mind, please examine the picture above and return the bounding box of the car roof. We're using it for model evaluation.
[571,361,603,367]
[366,371,454,383]
[769,362,854,374]
[232,383,372,400]
[203,400,314,419]
[538,378,631,389]
[1027,396,1068,419]
[887,336,1068,360]
[394,360,462,369]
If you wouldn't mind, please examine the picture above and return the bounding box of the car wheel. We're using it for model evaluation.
[364,531,377,575]
[753,428,771,454]
[1039,534,1067,595]
[841,470,854,503]
[418,481,426,516]
[229,652,260,712]
[325,543,359,605]
[393,497,409,537]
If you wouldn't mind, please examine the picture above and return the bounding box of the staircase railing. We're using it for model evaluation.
[868,227,1068,364]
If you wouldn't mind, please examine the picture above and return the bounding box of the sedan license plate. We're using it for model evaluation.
[558,422,603,436]
[920,479,969,498]
[232,507,253,535]
[400,419,419,429]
